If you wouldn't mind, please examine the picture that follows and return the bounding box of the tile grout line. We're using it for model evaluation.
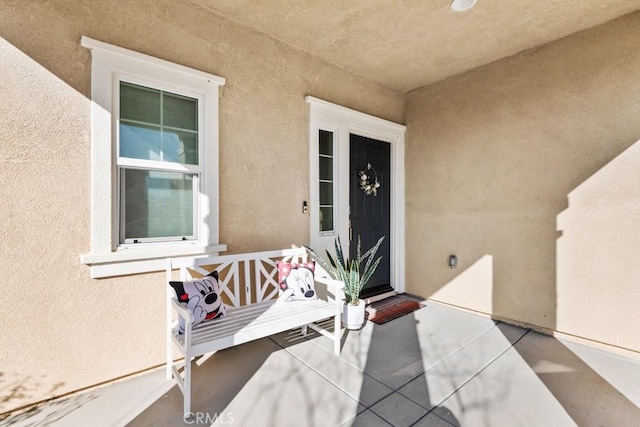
[270,322,532,425]
[276,320,513,399]
[418,321,507,375]
[386,321,509,397]
[388,325,532,425]
[421,328,533,426]
[267,332,392,416]
[352,318,506,406]
[303,315,501,388]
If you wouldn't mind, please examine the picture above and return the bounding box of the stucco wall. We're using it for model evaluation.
[405,12,640,353]
[0,0,402,413]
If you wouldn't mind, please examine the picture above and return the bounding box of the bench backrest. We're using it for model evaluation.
[167,247,310,307]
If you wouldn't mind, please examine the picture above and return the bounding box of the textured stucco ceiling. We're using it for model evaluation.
[191,0,640,93]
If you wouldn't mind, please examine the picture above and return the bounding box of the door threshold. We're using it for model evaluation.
[363,291,397,305]
[360,284,394,300]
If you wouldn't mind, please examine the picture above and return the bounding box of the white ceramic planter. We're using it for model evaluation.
[342,299,366,330]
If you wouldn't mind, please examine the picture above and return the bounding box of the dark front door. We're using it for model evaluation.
[349,134,391,297]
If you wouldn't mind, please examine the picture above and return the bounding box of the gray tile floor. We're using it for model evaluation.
[3,299,639,426]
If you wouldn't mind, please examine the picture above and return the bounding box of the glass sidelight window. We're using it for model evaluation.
[318,129,335,233]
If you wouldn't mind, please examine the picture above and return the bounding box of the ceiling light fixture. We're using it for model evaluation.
[451,0,477,12]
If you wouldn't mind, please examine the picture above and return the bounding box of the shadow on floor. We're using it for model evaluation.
[349,301,461,426]
[508,330,640,426]
[128,339,276,426]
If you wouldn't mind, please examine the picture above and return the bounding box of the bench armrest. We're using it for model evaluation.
[315,276,344,292]
[314,276,345,305]
[170,297,194,325]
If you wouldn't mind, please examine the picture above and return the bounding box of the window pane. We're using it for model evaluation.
[119,81,199,165]
[164,93,198,130]
[319,182,333,205]
[120,83,161,124]
[320,207,333,232]
[121,169,194,241]
[319,130,333,156]
[120,123,162,161]
[162,129,198,165]
[319,156,333,181]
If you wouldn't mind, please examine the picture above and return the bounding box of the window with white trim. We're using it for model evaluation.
[80,37,226,278]
[118,82,200,244]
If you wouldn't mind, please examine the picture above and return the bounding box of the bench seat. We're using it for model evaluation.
[170,297,338,356]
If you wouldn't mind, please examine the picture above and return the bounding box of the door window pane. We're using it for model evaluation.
[319,156,333,181]
[319,130,333,155]
[319,182,333,205]
[319,207,333,232]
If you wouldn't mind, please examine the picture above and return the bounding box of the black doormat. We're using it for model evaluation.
[365,295,426,325]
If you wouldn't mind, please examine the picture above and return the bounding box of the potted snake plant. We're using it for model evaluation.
[305,235,384,329]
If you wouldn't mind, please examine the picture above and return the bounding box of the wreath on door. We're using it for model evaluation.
[359,163,380,196]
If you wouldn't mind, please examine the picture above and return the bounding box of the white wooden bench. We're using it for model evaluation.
[166,247,343,419]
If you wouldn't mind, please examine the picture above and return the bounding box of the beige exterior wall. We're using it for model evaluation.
[405,12,640,354]
[3,0,640,416]
[0,1,403,413]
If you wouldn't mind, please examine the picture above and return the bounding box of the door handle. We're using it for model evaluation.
[348,220,352,241]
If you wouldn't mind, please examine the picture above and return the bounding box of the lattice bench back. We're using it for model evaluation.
[169,247,309,307]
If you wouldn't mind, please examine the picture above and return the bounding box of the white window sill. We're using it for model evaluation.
[81,243,227,279]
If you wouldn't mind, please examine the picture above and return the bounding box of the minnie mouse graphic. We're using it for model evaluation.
[276,261,317,302]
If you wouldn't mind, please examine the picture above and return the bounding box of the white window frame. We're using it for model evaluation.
[80,37,226,278]
[116,80,202,245]
[317,127,339,235]
[306,96,406,293]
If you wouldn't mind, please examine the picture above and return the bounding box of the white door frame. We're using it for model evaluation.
[306,96,406,293]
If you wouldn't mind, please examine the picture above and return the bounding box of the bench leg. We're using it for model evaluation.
[334,312,341,355]
[301,325,308,336]
[166,337,173,380]
[183,357,192,420]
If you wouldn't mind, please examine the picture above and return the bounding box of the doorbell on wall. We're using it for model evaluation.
[448,255,458,269]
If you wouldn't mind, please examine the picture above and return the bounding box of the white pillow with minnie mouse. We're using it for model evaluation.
[276,261,318,302]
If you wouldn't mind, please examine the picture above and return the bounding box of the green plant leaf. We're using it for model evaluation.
[334,236,346,270]
[362,236,384,275]
[347,260,360,303]
[360,256,382,289]
[303,245,339,280]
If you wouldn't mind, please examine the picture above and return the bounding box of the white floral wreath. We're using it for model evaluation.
[359,163,380,196]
